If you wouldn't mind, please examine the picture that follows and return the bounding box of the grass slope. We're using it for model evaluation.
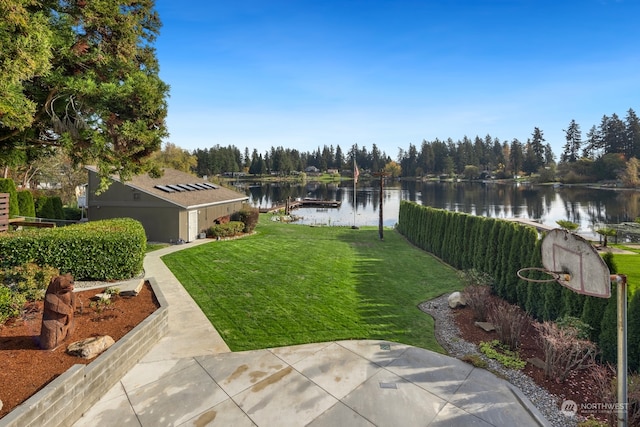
[162,217,462,352]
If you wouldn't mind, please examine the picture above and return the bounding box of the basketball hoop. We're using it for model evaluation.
[517,267,564,283]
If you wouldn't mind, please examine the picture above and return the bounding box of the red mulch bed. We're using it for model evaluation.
[0,283,159,419]
[453,294,609,423]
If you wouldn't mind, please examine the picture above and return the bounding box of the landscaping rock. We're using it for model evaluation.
[67,336,115,359]
[527,357,546,370]
[474,321,496,332]
[447,291,466,308]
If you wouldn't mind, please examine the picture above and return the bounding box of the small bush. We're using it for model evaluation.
[462,284,492,322]
[2,263,60,301]
[0,286,26,324]
[487,298,529,350]
[589,364,640,426]
[0,178,19,216]
[63,206,82,221]
[17,190,36,217]
[208,221,245,238]
[479,340,526,370]
[232,208,260,233]
[534,320,598,382]
[556,315,592,340]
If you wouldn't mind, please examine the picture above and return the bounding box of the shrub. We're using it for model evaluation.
[51,196,64,219]
[231,207,259,233]
[63,206,82,221]
[17,190,35,217]
[479,340,526,370]
[35,195,55,219]
[0,178,19,216]
[589,364,640,426]
[0,286,26,324]
[2,263,60,301]
[487,298,530,350]
[534,320,597,382]
[629,289,640,372]
[462,284,492,322]
[0,218,146,280]
[208,221,245,238]
[556,315,592,340]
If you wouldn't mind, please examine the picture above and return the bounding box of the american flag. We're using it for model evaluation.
[354,162,359,183]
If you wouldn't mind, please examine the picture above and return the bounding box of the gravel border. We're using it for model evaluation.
[419,293,577,427]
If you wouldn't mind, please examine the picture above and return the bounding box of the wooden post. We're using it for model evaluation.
[0,193,9,232]
[373,172,389,240]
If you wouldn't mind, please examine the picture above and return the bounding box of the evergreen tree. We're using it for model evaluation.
[530,127,546,168]
[581,295,609,342]
[599,282,618,364]
[625,108,640,159]
[583,124,603,159]
[561,119,582,162]
[628,289,640,372]
[1,1,169,190]
[602,113,626,155]
[17,190,35,217]
[0,178,19,216]
[542,282,563,321]
[509,139,523,176]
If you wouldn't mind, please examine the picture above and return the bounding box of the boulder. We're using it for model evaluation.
[474,321,496,332]
[447,291,466,308]
[67,336,115,359]
[39,274,76,350]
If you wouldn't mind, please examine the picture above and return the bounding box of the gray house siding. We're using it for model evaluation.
[86,168,249,243]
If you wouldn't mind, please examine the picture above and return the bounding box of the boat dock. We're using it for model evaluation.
[259,199,341,213]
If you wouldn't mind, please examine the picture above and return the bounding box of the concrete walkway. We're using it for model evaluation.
[72,240,550,427]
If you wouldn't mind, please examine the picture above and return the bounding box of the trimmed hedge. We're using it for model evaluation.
[397,200,640,368]
[0,218,146,280]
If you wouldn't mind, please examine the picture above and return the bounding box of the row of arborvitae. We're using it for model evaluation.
[462,272,640,427]
[0,178,72,220]
[397,201,640,371]
[0,218,146,281]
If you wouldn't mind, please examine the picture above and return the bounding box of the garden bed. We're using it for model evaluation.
[0,279,168,426]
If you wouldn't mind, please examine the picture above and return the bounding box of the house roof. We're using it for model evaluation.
[87,166,248,209]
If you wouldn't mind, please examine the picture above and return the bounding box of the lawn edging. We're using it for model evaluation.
[0,277,168,427]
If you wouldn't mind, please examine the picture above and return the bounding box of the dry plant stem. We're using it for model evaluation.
[535,321,597,382]
[462,284,491,322]
[487,299,529,350]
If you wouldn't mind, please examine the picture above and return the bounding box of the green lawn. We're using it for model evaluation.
[162,216,462,352]
[613,253,640,295]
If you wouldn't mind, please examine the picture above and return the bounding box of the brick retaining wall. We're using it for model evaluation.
[0,278,168,427]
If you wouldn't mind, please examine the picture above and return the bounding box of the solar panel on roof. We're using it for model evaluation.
[154,185,176,193]
[166,184,186,192]
[176,184,195,191]
[191,183,208,190]
[202,182,218,189]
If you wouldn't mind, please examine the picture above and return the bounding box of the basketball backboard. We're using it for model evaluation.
[541,228,611,298]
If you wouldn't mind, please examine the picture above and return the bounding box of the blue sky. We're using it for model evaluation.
[154,0,640,160]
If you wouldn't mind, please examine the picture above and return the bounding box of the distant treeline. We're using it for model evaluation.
[191,108,640,183]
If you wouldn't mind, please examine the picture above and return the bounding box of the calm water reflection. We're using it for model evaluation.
[235,180,640,240]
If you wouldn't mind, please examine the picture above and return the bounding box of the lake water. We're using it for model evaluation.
[234,180,640,241]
